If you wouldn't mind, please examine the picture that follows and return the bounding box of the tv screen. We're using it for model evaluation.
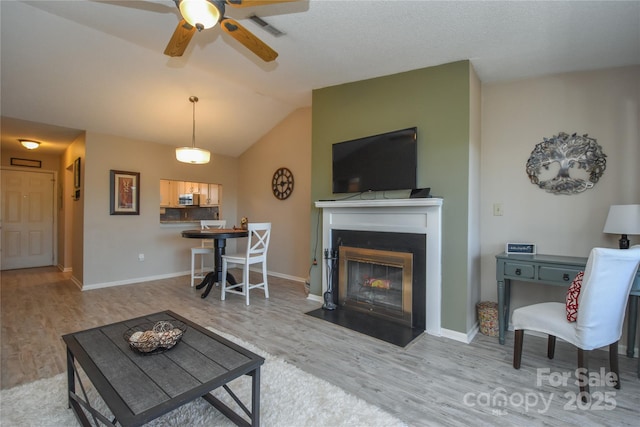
[332,127,417,194]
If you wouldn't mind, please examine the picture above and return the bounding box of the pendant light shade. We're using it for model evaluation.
[176,146,211,164]
[176,96,211,164]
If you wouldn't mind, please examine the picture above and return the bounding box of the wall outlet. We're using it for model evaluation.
[493,203,504,216]
[138,253,145,261]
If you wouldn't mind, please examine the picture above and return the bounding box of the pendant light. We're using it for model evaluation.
[176,96,211,164]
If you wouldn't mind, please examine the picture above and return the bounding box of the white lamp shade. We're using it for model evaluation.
[603,204,640,235]
[179,0,221,29]
[175,147,211,164]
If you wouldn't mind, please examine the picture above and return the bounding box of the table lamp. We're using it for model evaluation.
[603,204,640,249]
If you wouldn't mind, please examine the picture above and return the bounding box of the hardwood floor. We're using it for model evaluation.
[2,267,640,426]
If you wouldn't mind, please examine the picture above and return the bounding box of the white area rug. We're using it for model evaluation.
[1,328,406,426]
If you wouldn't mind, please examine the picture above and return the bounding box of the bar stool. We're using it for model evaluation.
[190,220,226,287]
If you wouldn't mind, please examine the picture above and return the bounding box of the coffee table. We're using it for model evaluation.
[62,311,264,426]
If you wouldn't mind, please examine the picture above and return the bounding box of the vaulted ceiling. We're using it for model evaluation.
[2,1,638,157]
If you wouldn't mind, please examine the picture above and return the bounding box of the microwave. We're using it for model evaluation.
[178,194,200,206]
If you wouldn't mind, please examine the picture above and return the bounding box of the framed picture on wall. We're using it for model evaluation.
[110,170,140,215]
[11,157,42,168]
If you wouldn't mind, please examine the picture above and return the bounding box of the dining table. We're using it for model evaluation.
[181,228,248,299]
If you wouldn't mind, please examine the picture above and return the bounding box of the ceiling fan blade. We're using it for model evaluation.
[164,19,196,57]
[226,0,298,8]
[220,18,278,62]
[93,1,175,14]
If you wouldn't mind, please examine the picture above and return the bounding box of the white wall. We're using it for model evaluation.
[4,108,311,289]
[237,107,312,282]
[63,135,86,281]
[82,131,240,288]
[80,107,313,288]
[480,66,640,316]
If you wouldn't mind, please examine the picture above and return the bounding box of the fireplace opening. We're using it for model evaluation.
[339,246,413,327]
[306,230,426,347]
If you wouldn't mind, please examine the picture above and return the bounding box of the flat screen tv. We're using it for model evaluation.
[332,127,417,194]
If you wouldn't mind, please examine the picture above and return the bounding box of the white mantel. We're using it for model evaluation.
[315,198,443,336]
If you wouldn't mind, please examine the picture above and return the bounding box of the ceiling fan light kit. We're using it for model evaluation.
[176,96,212,165]
[178,0,222,31]
[164,0,293,61]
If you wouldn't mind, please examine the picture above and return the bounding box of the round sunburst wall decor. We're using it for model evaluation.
[525,132,607,195]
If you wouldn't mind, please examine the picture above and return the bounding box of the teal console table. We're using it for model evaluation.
[495,253,640,360]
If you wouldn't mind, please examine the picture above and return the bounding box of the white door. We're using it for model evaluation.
[1,169,55,270]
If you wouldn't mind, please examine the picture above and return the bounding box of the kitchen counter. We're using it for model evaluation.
[160,205,219,224]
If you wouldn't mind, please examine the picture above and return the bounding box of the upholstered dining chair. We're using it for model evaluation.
[512,246,640,399]
[190,219,226,287]
[221,222,271,305]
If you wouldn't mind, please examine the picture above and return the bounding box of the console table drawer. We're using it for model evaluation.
[538,266,582,284]
[504,262,535,279]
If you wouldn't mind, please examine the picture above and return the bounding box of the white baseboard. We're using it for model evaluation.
[306,294,323,303]
[247,267,305,283]
[440,325,478,344]
[70,275,83,290]
[56,264,72,273]
[81,268,306,291]
[82,271,189,291]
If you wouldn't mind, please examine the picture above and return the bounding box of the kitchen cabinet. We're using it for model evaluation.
[200,183,220,206]
[160,180,220,208]
[160,179,178,207]
[181,181,200,194]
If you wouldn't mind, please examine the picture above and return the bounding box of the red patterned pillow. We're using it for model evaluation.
[566,271,584,322]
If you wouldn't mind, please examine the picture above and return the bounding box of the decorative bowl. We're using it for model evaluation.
[123,320,186,355]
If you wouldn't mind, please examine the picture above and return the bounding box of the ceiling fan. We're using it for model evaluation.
[164,0,295,62]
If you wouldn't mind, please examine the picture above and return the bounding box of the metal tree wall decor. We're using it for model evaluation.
[525,132,607,195]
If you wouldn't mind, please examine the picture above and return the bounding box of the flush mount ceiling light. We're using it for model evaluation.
[178,0,223,31]
[19,139,41,150]
[175,96,211,165]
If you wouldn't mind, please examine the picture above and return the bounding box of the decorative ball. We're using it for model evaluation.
[129,331,144,342]
[153,320,175,333]
[131,330,160,352]
[153,321,184,348]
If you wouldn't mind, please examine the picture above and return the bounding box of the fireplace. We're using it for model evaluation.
[339,246,413,326]
[330,229,427,332]
[309,198,443,346]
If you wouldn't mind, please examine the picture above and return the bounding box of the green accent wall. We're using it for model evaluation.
[310,60,472,334]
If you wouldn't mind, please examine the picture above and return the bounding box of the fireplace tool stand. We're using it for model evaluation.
[323,248,338,310]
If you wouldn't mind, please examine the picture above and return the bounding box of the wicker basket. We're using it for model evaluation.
[477,301,498,337]
[124,320,186,355]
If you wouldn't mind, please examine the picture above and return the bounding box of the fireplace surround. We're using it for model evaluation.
[314,198,443,339]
